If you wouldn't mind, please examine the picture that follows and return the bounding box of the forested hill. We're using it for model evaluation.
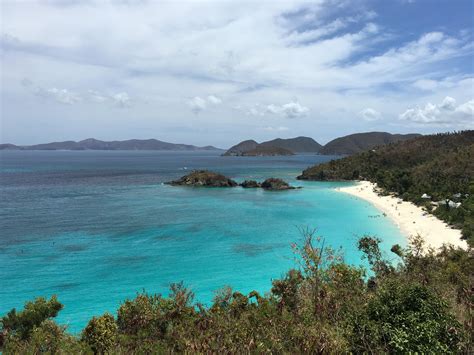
[223,136,321,156]
[298,131,474,243]
[319,132,421,155]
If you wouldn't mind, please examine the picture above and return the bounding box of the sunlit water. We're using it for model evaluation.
[0,151,405,332]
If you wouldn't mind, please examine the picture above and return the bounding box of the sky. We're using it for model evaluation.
[1,0,473,147]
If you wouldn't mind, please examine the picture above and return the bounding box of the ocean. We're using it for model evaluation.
[0,150,405,332]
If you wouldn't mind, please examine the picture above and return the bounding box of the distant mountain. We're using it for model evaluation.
[222,140,259,156]
[223,136,321,156]
[319,132,421,155]
[0,143,21,150]
[259,137,322,153]
[239,146,294,156]
[0,138,221,151]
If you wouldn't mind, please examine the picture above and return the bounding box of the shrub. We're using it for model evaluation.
[82,313,118,353]
[350,281,464,353]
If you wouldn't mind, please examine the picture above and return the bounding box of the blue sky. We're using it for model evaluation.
[1,0,473,147]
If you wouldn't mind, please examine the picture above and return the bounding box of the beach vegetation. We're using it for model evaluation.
[298,131,474,245]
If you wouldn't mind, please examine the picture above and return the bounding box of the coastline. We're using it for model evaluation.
[336,181,467,249]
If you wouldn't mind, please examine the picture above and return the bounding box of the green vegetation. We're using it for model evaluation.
[298,131,474,244]
[1,231,472,353]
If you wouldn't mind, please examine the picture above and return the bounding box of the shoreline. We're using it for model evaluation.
[336,181,467,249]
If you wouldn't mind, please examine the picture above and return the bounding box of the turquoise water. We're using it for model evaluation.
[0,151,405,333]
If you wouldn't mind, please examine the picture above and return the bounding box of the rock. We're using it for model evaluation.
[261,178,295,191]
[166,170,238,187]
[240,180,261,188]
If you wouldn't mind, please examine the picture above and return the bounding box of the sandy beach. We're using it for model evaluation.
[337,181,467,249]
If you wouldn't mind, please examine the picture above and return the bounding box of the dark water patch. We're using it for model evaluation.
[42,254,63,262]
[60,244,89,253]
[232,243,285,257]
[218,229,241,238]
[184,224,204,233]
[152,234,184,242]
[106,255,151,267]
[13,248,31,257]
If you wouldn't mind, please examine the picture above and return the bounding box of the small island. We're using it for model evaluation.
[165,170,238,187]
[260,178,296,190]
[166,171,298,190]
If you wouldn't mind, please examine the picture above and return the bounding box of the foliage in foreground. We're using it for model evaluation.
[1,232,472,354]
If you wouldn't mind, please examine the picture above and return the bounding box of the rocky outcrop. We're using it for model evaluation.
[261,178,296,190]
[240,180,261,188]
[166,170,238,187]
[166,172,299,191]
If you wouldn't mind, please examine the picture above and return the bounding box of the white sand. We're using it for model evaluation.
[336,181,467,249]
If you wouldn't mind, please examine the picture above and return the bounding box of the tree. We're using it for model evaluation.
[0,296,63,343]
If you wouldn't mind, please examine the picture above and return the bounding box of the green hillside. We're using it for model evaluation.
[298,131,474,244]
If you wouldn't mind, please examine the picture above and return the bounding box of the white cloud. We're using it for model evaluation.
[188,96,207,114]
[248,107,265,116]
[243,101,309,119]
[399,96,473,124]
[188,95,223,113]
[207,95,222,105]
[263,126,289,131]
[264,101,309,118]
[22,79,132,108]
[36,87,82,105]
[456,99,474,116]
[412,79,438,91]
[88,90,108,103]
[279,101,309,118]
[111,92,131,108]
[439,96,456,111]
[358,108,381,121]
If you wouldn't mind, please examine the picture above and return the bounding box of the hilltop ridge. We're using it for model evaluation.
[319,132,421,155]
[0,138,221,151]
[223,132,420,156]
[223,136,321,156]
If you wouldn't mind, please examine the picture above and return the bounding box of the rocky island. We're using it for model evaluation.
[165,170,238,187]
[261,178,296,190]
[240,180,261,188]
[166,171,298,190]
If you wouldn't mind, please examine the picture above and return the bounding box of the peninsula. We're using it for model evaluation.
[298,131,474,247]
